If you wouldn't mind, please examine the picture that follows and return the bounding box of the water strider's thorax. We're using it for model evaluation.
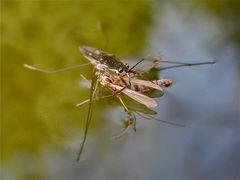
[79,46,129,73]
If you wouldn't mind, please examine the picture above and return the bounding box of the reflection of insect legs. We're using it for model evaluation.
[114,96,136,138]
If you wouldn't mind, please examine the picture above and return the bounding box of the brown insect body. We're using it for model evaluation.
[108,74,172,94]
[98,72,158,108]
[79,46,129,73]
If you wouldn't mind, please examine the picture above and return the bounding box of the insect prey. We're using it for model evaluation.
[23,45,215,161]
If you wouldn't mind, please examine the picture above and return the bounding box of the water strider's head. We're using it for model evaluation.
[79,46,130,74]
[79,46,101,65]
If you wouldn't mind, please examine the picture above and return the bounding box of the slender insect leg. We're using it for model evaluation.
[158,60,216,71]
[135,112,185,127]
[76,94,113,107]
[113,96,133,139]
[76,99,90,107]
[135,56,216,73]
[119,76,129,86]
[111,75,130,97]
[132,113,137,132]
[145,58,216,71]
[112,86,127,97]
[117,95,129,112]
[76,70,98,161]
[80,73,101,100]
[114,112,134,139]
[24,63,91,74]
[80,74,91,85]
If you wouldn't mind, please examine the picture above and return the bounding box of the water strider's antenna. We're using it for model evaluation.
[127,58,145,73]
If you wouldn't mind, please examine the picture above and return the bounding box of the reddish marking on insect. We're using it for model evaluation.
[99,73,158,108]
[154,79,173,87]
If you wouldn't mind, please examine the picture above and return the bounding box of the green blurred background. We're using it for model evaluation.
[1,0,240,179]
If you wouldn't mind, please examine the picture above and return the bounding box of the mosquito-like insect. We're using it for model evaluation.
[76,78,173,108]
[98,72,158,108]
[111,74,173,93]
[76,72,177,138]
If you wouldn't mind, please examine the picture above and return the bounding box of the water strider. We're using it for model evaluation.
[24,45,215,161]
[23,46,148,161]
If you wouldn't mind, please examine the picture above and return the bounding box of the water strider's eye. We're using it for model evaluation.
[118,68,123,73]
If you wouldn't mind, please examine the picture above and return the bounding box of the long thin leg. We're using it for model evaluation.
[132,113,137,132]
[112,76,130,97]
[157,61,216,71]
[80,74,91,87]
[160,60,216,65]
[113,115,132,139]
[76,70,98,161]
[76,99,90,107]
[136,59,215,72]
[117,96,129,112]
[24,63,91,74]
[113,96,133,139]
[135,112,185,127]
[112,86,127,97]
[76,94,113,107]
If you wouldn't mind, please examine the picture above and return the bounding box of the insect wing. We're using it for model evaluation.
[131,79,163,91]
[123,87,158,108]
[111,84,158,108]
[121,96,158,115]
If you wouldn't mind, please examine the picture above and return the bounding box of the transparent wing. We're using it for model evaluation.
[111,84,158,108]
[130,79,163,91]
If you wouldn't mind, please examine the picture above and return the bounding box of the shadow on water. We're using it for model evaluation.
[1,0,240,179]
